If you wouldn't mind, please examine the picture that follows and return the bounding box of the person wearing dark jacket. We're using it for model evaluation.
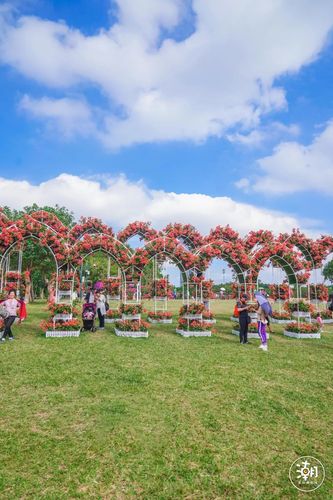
[236,294,250,344]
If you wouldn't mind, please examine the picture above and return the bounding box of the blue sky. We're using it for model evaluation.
[0,0,333,234]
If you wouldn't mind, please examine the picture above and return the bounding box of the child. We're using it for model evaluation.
[316,312,323,330]
[257,305,268,352]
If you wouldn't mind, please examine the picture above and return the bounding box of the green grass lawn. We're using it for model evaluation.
[0,300,332,499]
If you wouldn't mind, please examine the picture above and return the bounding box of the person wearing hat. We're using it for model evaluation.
[236,293,250,344]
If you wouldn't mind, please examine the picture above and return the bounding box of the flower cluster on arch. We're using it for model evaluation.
[0,210,331,285]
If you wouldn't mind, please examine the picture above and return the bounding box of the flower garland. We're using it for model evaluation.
[163,223,204,249]
[117,221,158,243]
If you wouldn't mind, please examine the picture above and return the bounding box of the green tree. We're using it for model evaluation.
[2,203,75,227]
[323,260,333,283]
[2,205,75,300]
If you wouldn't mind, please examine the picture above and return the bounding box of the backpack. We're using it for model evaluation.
[233,304,239,317]
[0,305,9,320]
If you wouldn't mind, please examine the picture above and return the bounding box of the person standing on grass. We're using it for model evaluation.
[237,293,250,344]
[2,291,20,341]
[257,305,268,352]
[95,290,106,330]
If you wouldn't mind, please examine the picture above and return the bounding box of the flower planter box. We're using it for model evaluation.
[292,312,311,321]
[231,329,270,339]
[176,328,211,337]
[270,318,293,324]
[181,314,202,320]
[311,318,333,324]
[114,328,148,338]
[230,316,238,322]
[105,318,121,324]
[148,318,173,324]
[53,313,73,321]
[249,312,258,321]
[109,295,121,300]
[203,319,216,324]
[284,330,321,339]
[122,314,141,321]
[45,330,80,338]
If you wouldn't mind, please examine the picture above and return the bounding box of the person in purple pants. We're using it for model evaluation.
[257,305,268,351]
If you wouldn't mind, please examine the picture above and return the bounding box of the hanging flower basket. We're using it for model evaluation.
[284,322,321,339]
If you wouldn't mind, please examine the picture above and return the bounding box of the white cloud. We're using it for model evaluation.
[0,0,332,148]
[227,122,300,148]
[0,173,317,235]
[243,120,333,195]
[19,95,95,138]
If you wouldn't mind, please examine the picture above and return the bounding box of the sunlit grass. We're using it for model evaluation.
[0,300,332,498]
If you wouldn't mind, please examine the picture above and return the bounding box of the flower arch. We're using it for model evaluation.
[28,210,68,237]
[117,222,159,244]
[163,223,204,250]
[195,241,250,284]
[132,236,197,276]
[249,241,308,286]
[0,215,69,265]
[72,233,132,270]
[69,217,114,242]
[206,225,240,244]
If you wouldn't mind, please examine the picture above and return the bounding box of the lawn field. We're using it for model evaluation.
[0,300,332,499]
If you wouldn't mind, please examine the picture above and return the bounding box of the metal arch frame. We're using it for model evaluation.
[138,248,190,302]
[0,234,60,299]
[72,246,127,297]
[194,242,247,285]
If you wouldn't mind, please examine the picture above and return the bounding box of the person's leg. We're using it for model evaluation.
[258,321,267,349]
[244,320,248,343]
[97,308,102,328]
[3,316,16,339]
[239,316,245,343]
[100,312,105,329]
[97,309,105,329]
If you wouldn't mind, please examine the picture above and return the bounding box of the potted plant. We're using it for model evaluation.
[119,303,143,320]
[179,303,205,319]
[284,322,321,339]
[202,310,216,324]
[270,311,293,324]
[147,311,173,324]
[105,309,122,323]
[176,318,211,337]
[114,320,149,338]
[40,319,81,338]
